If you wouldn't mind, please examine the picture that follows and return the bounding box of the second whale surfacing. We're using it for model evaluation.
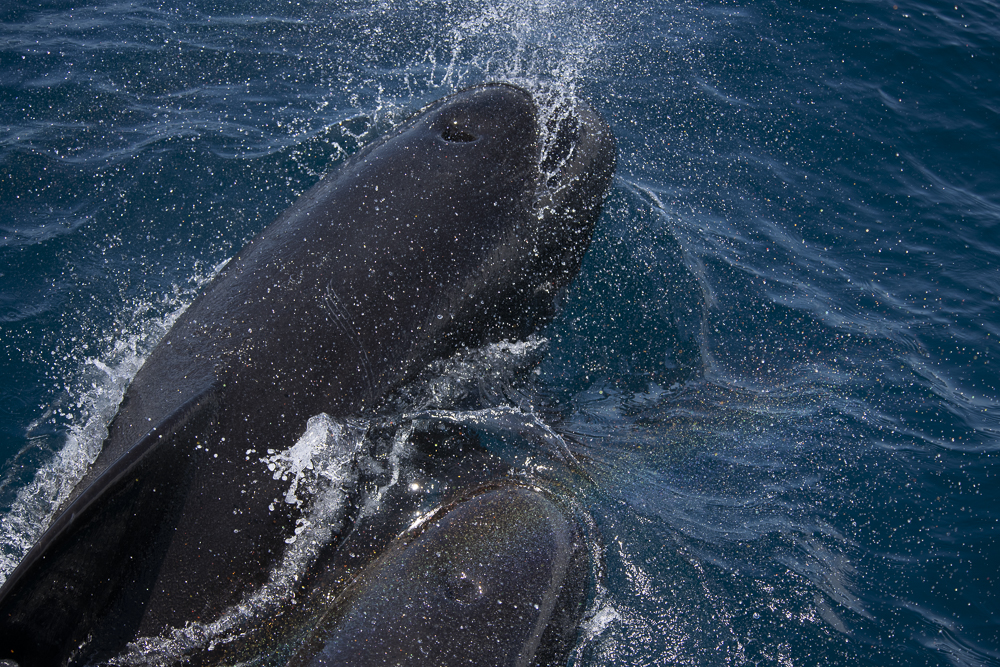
[0,83,615,665]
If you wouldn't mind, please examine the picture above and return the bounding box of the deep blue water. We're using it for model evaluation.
[1,0,998,664]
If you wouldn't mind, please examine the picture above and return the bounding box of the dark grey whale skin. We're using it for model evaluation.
[0,83,615,665]
[289,485,591,667]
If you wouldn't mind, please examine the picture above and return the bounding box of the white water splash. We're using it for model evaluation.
[114,413,366,665]
[261,412,360,510]
[0,262,227,584]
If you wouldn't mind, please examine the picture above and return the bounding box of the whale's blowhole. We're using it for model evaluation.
[441,123,478,143]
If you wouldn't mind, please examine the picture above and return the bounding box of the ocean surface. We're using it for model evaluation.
[1,0,998,664]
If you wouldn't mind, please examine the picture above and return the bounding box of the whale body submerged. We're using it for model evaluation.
[0,83,615,665]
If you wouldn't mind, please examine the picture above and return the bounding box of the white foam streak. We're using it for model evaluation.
[0,264,225,584]
[0,305,190,583]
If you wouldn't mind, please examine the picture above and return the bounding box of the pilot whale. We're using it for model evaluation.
[0,83,615,665]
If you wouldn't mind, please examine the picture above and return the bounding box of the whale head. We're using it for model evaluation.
[394,83,617,348]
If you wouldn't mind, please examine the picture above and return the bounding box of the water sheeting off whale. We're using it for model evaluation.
[0,83,615,665]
